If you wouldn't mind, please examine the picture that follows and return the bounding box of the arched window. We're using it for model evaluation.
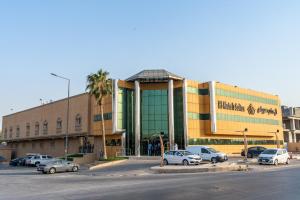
[75,114,82,131]
[35,122,40,136]
[16,126,20,138]
[4,128,7,139]
[26,123,30,137]
[43,121,48,135]
[56,118,62,133]
[9,127,13,138]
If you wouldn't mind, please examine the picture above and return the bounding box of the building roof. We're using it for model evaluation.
[126,69,183,82]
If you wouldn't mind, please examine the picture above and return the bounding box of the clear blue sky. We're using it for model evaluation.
[1,0,300,126]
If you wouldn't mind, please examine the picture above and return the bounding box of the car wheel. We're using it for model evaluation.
[286,158,290,165]
[211,158,217,164]
[72,166,79,172]
[274,159,279,166]
[163,159,168,166]
[183,159,189,166]
[49,168,56,174]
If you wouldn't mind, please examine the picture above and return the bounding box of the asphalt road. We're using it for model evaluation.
[1,160,300,200]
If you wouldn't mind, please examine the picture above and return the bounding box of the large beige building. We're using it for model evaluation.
[2,69,283,160]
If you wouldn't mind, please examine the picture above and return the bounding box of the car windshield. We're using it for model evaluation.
[181,151,193,156]
[262,149,277,155]
[207,148,219,153]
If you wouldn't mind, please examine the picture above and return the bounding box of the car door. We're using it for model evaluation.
[277,150,284,163]
[55,160,64,172]
[201,148,211,161]
[174,151,183,164]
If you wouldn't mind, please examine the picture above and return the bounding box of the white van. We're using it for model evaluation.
[187,146,228,163]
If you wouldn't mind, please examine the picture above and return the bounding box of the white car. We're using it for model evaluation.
[187,146,228,163]
[27,155,54,166]
[163,150,202,166]
[258,149,290,166]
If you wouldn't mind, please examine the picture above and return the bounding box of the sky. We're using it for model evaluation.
[1,0,300,127]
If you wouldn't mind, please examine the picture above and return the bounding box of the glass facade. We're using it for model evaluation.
[215,88,278,105]
[118,88,135,155]
[174,88,184,149]
[141,90,169,138]
[141,90,169,155]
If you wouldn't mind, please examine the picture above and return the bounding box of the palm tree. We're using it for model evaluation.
[86,69,112,160]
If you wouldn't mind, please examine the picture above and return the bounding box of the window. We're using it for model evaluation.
[43,121,48,135]
[9,127,13,138]
[26,123,30,137]
[35,122,39,136]
[16,126,20,138]
[4,128,7,139]
[42,155,47,159]
[201,148,210,154]
[75,114,82,131]
[56,118,62,133]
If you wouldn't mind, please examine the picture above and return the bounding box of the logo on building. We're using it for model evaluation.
[247,104,256,115]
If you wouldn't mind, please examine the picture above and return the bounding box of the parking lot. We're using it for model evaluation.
[1,158,300,200]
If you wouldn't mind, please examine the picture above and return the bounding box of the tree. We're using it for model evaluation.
[86,69,112,159]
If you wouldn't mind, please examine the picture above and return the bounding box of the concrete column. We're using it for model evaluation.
[182,79,188,149]
[289,132,293,143]
[168,79,175,151]
[121,132,126,156]
[134,81,141,157]
[209,81,217,133]
[112,79,118,133]
[291,119,296,142]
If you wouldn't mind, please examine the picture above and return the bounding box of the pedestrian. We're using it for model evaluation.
[174,143,178,151]
[148,142,152,156]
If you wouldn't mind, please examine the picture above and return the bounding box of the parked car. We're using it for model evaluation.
[9,157,26,166]
[241,146,267,158]
[187,146,228,163]
[0,156,5,163]
[25,153,40,166]
[27,155,54,166]
[258,149,290,166]
[163,150,202,166]
[37,159,80,174]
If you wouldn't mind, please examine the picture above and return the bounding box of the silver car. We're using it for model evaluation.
[37,160,80,174]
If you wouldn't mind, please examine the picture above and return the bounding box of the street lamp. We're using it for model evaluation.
[236,128,248,162]
[268,130,280,149]
[159,132,165,167]
[50,73,70,161]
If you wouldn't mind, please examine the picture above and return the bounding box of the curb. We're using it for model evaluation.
[89,160,127,171]
[150,164,248,174]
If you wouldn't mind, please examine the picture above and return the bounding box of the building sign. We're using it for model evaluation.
[218,101,278,116]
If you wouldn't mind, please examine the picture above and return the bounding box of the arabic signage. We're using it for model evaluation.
[218,101,278,116]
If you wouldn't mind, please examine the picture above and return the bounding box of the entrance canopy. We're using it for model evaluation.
[126,69,183,83]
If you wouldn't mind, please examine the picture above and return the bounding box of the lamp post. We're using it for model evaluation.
[50,73,70,161]
[160,132,165,167]
[236,128,248,162]
[243,128,248,162]
[268,130,280,149]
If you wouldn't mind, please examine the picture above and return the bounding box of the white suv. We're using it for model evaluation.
[258,149,290,166]
[163,150,202,166]
[27,155,54,166]
[187,146,228,163]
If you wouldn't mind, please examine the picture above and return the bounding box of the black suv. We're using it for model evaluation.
[241,146,266,158]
